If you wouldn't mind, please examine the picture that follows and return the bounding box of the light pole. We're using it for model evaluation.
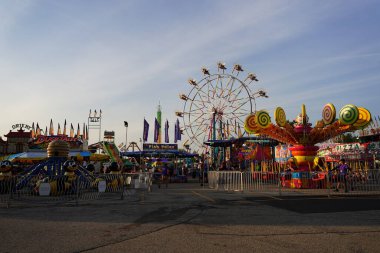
[124,121,128,151]
[139,138,143,171]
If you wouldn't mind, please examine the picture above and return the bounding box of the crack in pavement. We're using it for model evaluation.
[76,204,213,253]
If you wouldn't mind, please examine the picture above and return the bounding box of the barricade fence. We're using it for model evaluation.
[0,172,152,208]
[208,170,380,196]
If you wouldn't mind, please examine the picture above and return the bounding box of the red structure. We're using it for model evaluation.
[0,128,32,155]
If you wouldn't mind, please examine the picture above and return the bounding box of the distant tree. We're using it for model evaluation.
[334,133,358,143]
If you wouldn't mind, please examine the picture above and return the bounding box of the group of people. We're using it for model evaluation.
[284,158,352,192]
[332,158,351,192]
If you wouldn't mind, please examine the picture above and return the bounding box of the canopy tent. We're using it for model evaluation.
[5,152,45,163]
[4,150,109,163]
[120,150,198,158]
[204,136,279,147]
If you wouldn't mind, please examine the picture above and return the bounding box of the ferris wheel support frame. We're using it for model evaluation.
[177,63,268,168]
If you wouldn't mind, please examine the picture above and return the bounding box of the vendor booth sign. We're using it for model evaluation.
[275,144,292,163]
[143,143,178,151]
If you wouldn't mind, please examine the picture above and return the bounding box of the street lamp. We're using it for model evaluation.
[124,121,128,151]
[139,138,143,171]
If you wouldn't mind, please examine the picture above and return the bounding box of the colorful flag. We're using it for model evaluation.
[223,123,227,139]
[175,118,182,142]
[165,120,169,143]
[143,118,149,142]
[70,123,74,137]
[63,120,67,136]
[154,118,160,143]
[237,122,242,138]
[31,122,35,138]
[174,119,178,143]
[36,123,41,136]
[177,119,182,141]
[57,123,61,135]
[227,120,231,137]
[49,119,54,136]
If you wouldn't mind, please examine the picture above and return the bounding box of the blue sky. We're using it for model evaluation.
[1,0,379,150]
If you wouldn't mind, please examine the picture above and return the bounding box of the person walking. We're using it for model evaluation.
[158,166,169,189]
[334,159,351,192]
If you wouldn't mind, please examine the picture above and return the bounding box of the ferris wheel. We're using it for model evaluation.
[176,62,268,153]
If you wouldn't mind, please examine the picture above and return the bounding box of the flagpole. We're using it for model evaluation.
[124,121,128,151]
[143,118,145,146]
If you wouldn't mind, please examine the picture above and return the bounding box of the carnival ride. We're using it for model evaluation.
[103,142,123,165]
[176,62,268,163]
[15,140,94,192]
[89,141,123,166]
[244,103,372,171]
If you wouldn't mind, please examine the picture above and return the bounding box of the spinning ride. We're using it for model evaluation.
[176,62,268,154]
[245,103,372,170]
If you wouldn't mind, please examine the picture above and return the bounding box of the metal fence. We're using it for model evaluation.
[0,172,152,208]
[208,170,380,196]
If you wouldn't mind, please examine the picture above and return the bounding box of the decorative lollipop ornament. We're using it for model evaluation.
[322,103,336,125]
[244,113,257,134]
[339,104,359,125]
[255,110,271,129]
[274,107,287,127]
[353,107,372,129]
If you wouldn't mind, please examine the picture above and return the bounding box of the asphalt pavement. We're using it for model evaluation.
[1,182,380,253]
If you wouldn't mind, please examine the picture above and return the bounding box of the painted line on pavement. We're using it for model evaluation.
[268,195,283,200]
[191,190,216,203]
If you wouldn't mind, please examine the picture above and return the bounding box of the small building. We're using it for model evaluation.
[1,128,32,155]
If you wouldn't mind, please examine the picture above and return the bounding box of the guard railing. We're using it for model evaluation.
[208,170,380,196]
[0,172,152,208]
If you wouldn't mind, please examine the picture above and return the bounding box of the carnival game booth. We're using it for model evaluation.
[203,136,283,188]
[318,138,380,168]
[204,136,278,167]
[120,144,198,183]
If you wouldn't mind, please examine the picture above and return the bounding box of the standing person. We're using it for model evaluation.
[203,161,208,184]
[166,165,172,183]
[334,159,351,192]
[158,165,169,188]
[198,162,203,183]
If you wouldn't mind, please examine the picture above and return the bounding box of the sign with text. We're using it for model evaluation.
[143,143,178,151]
[34,135,82,144]
[39,183,51,196]
[332,143,365,153]
[11,123,32,130]
[89,117,101,123]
